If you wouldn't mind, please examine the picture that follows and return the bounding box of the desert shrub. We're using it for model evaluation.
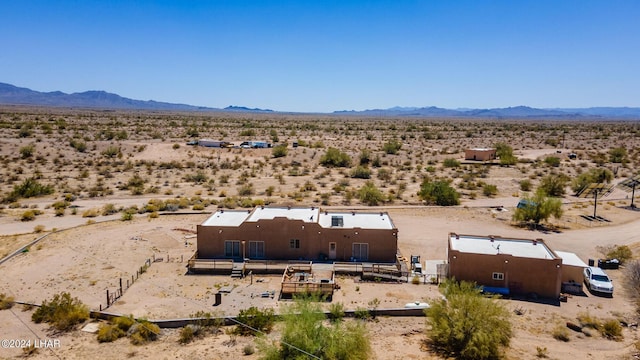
[418,179,460,206]
[238,183,254,196]
[536,346,549,358]
[101,146,121,158]
[243,344,255,355]
[263,185,276,197]
[21,210,36,221]
[114,315,135,331]
[97,323,126,343]
[377,167,392,182]
[31,292,89,331]
[495,142,517,165]
[272,144,288,158]
[121,210,135,221]
[624,260,640,302]
[443,158,460,168]
[101,203,118,216]
[82,208,99,218]
[382,139,402,154]
[520,179,532,192]
[20,144,35,158]
[69,139,87,152]
[19,124,33,137]
[5,178,54,202]
[577,312,601,329]
[329,302,345,322]
[52,200,69,217]
[191,310,223,329]
[425,279,512,360]
[34,225,45,233]
[538,174,569,197]
[260,298,371,360]
[128,320,160,345]
[513,189,563,226]
[320,147,351,167]
[178,324,203,344]
[601,319,623,340]
[234,307,275,336]
[240,129,256,136]
[571,168,613,194]
[357,181,385,206]
[606,245,633,263]
[193,203,205,211]
[544,156,561,167]
[354,307,371,320]
[609,147,628,164]
[184,171,208,184]
[351,165,371,179]
[0,293,14,310]
[552,324,570,342]
[359,149,371,165]
[482,184,498,197]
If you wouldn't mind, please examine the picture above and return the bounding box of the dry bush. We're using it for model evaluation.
[552,324,570,342]
[31,292,89,331]
[0,293,14,310]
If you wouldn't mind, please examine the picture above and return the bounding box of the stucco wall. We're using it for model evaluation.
[448,247,562,298]
[197,217,398,262]
[464,149,497,161]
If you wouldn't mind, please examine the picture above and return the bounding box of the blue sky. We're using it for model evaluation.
[1,1,639,112]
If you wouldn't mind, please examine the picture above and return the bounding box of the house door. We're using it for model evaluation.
[224,241,241,258]
[329,242,337,260]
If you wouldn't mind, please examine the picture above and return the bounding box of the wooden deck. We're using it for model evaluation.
[280,263,336,299]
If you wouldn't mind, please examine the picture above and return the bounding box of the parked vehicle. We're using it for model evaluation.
[583,266,613,295]
[239,141,271,148]
[404,301,429,309]
[197,139,233,148]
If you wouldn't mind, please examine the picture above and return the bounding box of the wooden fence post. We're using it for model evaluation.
[106,289,110,306]
[119,278,123,294]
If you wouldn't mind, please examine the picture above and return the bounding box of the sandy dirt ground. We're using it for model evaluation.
[1,204,640,360]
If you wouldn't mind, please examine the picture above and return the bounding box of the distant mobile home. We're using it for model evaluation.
[196,206,398,263]
[239,141,271,148]
[197,139,232,148]
[465,148,497,161]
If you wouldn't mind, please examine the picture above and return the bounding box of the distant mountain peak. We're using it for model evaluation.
[1,82,639,118]
[224,105,273,112]
[0,82,214,111]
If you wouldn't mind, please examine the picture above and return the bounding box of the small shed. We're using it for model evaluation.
[556,251,588,283]
[465,148,497,161]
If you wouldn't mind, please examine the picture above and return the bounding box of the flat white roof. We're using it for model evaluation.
[201,210,251,226]
[555,251,588,268]
[201,207,395,230]
[246,207,320,223]
[468,148,495,151]
[318,211,395,229]
[449,234,556,260]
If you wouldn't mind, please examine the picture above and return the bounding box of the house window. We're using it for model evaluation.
[492,272,504,281]
[352,243,369,261]
[290,239,300,249]
[224,241,241,258]
[331,216,344,227]
[248,241,264,258]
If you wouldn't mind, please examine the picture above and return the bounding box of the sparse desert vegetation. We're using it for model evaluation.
[1,107,640,359]
[0,107,638,218]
